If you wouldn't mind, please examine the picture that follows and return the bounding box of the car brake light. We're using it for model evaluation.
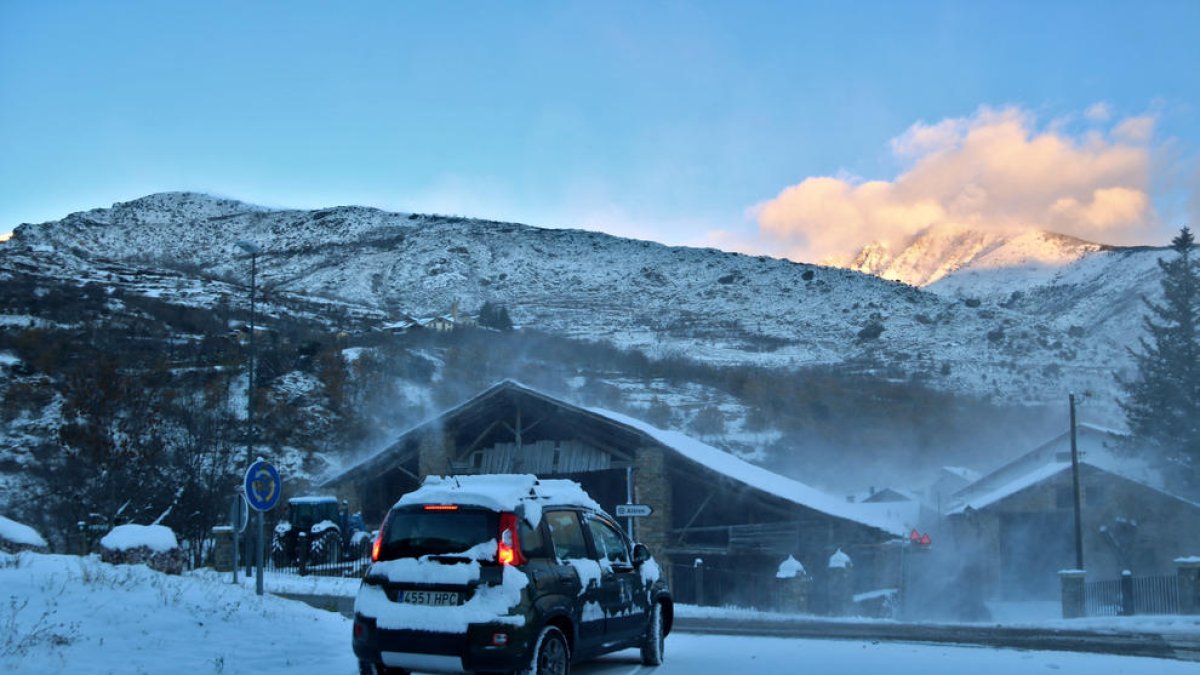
[497,513,525,566]
[371,513,389,562]
[423,504,460,511]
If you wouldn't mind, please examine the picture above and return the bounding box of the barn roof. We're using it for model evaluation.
[323,380,906,536]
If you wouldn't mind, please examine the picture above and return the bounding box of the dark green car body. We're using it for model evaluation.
[353,501,672,675]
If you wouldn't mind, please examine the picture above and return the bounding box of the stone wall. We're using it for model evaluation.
[634,445,672,570]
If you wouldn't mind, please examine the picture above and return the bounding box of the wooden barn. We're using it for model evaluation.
[321,380,905,612]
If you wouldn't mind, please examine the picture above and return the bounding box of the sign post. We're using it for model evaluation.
[230,491,249,584]
[615,503,653,541]
[244,458,281,596]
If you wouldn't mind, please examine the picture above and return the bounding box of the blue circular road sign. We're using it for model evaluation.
[244,460,281,512]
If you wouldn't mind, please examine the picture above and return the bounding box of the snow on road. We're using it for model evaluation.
[3,551,1194,674]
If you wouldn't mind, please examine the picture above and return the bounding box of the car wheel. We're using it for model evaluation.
[640,602,665,666]
[524,625,570,675]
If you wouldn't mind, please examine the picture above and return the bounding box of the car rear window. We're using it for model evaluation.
[379,508,498,561]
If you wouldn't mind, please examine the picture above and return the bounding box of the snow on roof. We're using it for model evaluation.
[100,524,179,553]
[595,407,907,536]
[327,380,905,536]
[951,460,1200,515]
[941,466,982,482]
[0,514,47,548]
[289,495,339,505]
[395,474,602,518]
[950,462,1069,514]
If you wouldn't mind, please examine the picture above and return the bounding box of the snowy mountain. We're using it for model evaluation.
[3,192,1169,416]
[843,224,1107,288]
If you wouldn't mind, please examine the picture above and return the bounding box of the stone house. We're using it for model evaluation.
[944,426,1200,600]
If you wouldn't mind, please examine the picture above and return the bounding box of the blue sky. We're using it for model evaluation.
[1,1,1197,255]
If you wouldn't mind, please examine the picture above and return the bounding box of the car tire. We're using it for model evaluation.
[523,625,570,675]
[640,601,665,666]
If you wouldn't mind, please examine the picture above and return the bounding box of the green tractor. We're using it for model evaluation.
[271,496,370,569]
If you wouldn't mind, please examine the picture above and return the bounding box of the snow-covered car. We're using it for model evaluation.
[352,474,672,675]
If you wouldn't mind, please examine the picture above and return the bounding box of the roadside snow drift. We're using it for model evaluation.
[0,552,355,674]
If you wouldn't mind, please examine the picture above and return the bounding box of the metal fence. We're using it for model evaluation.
[1083,578,1122,616]
[1133,574,1179,615]
[670,563,779,610]
[1084,573,1178,616]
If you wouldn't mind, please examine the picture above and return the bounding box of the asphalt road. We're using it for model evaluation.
[567,633,1197,675]
[278,593,1200,663]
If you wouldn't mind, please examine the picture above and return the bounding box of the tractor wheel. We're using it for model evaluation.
[270,533,293,567]
[310,529,341,566]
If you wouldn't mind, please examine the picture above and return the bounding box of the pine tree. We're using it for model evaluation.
[1120,227,1200,495]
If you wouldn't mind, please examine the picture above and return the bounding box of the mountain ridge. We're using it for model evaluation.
[5,192,1168,416]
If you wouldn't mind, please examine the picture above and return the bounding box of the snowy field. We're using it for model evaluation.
[2,551,1195,674]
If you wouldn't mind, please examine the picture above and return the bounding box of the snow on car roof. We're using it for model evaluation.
[0,514,47,548]
[395,474,602,515]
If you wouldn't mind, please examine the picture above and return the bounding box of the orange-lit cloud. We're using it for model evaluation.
[752,106,1158,264]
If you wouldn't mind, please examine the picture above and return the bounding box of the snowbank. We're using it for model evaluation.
[0,514,47,550]
[0,552,354,674]
[99,524,183,574]
[100,523,178,552]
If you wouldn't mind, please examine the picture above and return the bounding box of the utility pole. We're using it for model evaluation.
[236,241,261,465]
[1069,393,1084,570]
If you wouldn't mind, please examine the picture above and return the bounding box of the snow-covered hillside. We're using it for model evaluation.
[5,192,1167,412]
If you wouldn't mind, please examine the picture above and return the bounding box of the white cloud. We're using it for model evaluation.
[1085,102,1112,122]
[751,106,1160,263]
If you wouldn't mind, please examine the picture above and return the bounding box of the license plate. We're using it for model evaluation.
[400,590,461,606]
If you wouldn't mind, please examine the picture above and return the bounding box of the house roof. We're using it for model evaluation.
[946,423,1150,511]
[323,380,906,536]
[949,460,1200,515]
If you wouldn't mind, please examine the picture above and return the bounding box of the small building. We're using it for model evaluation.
[928,466,981,513]
[322,380,904,611]
[945,425,1200,600]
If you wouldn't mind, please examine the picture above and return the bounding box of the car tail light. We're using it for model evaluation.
[497,513,526,566]
[423,504,459,511]
[371,512,389,562]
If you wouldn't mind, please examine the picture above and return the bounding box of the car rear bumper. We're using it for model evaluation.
[353,615,533,673]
